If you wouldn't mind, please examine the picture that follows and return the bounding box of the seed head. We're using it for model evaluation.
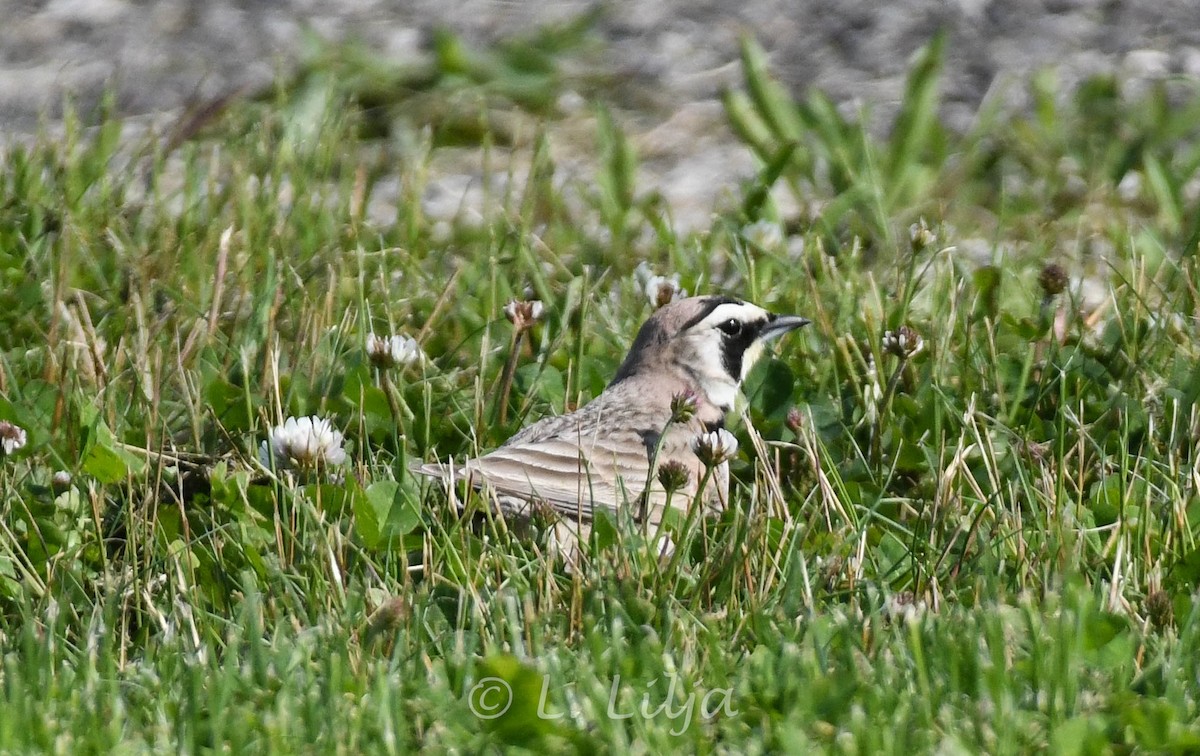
[1038,264,1068,298]
[669,390,699,423]
[785,406,805,434]
[0,421,27,456]
[692,428,739,468]
[503,299,545,331]
[882,325,924,359]
[635,261,686,309]
[656,460,691,495]
[1145,590,1174,631]
[649,276,685,309]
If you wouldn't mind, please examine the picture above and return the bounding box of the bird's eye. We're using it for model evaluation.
[718,319,742,336]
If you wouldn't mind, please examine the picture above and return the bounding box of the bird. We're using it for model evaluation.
[415,295,810,560]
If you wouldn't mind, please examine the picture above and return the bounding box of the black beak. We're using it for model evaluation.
[761,314,811,341]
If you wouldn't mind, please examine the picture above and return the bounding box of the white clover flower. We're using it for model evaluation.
[882,592,928,624]
[908,217,937,251]
[0,421,27,455]
[634,261,654,286]
[1183,176,1200,204]
[503,299,545,330]
[692,428,739,467]
[742,219,784,250]
[882,326,924,359]
[259,416,347,470]
[366,332,424,369]
[1117,171,1143,202]
[51,470,72,490]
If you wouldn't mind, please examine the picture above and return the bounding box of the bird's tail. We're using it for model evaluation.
[409,458,452,481]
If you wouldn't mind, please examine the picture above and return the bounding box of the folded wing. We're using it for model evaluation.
[416,432,654,521]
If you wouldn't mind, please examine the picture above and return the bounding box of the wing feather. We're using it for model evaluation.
[413,390,717,524]
[415,432,653,520]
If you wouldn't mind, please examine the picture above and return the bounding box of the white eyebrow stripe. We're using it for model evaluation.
[696,302,770,328]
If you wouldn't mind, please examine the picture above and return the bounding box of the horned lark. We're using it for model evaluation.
[416,295,809,557]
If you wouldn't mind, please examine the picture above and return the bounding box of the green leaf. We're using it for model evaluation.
[1169,547,1200,589]
[1142,153,1181,232]
[304,483,350,517]
[356,481,395,548]
[1088,475,1146,528]
[590,510,618,552]
[515,363,565,411]
[432,27,479,78]
[743,357,796,418]
[742,141,799,220]
[357,480,422,549]
[342,366,395,434]
[723,88,777,162]
[82,442,128,484]
[1080,608,1134,669]
[739,36,804,142]
[469,655,563,744]
[972,266,1001,319]
[886,31,945,186]
[1050,716,1105,756]
[203,378,255,432]
[79,418,145,484]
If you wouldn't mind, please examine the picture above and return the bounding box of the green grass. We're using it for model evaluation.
[2,27,1200,752]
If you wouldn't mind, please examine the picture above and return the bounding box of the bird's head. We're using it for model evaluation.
[612,295,810,415]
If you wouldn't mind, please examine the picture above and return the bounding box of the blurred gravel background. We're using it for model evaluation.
[4,0,1198,229]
